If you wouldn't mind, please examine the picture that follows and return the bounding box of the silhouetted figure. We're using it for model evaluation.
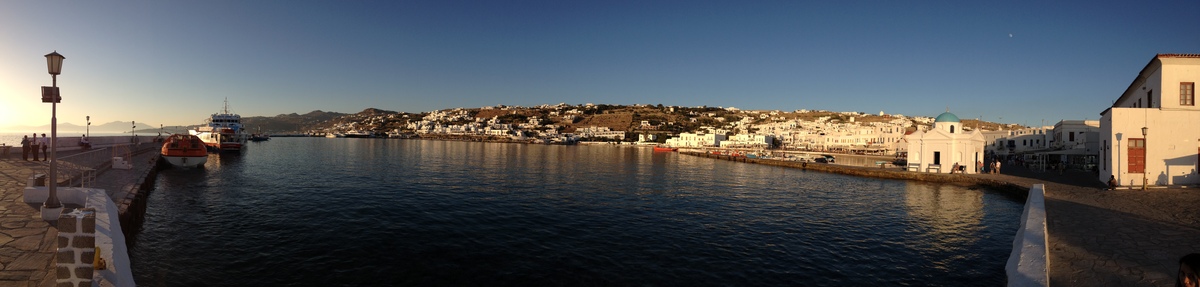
[39,134,48,161]
[20,135,30,161]
[30,133,39,161]
[1108,175,1118,190]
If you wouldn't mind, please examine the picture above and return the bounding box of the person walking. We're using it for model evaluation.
[30,133,40,161]
[995,159,1002,174]
[20,135,30,161]
[39,133,49,161]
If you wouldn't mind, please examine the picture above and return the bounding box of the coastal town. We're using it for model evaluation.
[308,54,1199,192]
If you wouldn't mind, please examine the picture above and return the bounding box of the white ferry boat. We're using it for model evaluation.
[190,99,248,152]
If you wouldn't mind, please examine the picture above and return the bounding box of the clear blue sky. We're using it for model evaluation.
[2,1,1196,130]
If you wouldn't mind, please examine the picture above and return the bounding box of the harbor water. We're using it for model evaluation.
[130,138,1023,286]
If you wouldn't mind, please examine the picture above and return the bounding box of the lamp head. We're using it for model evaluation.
[1141,127,1148,136]
[44,51,64,75]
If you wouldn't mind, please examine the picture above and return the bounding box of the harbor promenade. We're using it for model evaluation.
[976,167,1200,286]
[0,144,160,287]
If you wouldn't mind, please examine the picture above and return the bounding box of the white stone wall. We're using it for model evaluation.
[1100,107,1200,186]
[56,208,96,287]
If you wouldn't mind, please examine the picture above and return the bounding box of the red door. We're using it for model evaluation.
[1129,138,1145,173]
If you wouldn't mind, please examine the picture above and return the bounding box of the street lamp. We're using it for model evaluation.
[86,116,90,138]
[132,121,136,144]
[40,51,64,220]
[1142,126,1148,191]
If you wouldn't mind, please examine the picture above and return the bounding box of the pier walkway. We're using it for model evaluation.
[973,166,1200,286]
[0,144,160,287]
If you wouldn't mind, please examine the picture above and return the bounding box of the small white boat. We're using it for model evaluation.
[162,134,208,168]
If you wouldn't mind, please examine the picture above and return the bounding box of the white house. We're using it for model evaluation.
[905,112,986,174]
[665,132,727,147]
[1099,53,1200,187]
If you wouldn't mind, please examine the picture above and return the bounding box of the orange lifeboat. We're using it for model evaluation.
[653,146,678,152]
[162,134,208,168]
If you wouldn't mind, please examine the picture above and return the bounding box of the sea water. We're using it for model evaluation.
[130,138,1023,286]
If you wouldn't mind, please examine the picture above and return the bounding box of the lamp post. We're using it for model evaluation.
[41,51,65,220]
[132,121,136,144]
[86,116,90,138]
[1142,126,1148,191]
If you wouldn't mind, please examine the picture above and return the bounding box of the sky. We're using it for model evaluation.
[1,0,1197,131]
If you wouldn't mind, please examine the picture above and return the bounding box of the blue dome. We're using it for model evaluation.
[934,112,960,123]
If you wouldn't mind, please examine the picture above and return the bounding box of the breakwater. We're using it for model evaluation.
[681,151,1030,197]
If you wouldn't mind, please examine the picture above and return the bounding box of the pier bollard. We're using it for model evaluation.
[56,208,96,287]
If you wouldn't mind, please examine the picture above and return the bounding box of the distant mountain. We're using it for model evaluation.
[241,110,349,134]
[7,121,155,133]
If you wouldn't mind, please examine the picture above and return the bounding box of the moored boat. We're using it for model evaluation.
[161,134,208,168]
[189,99,248,152]
[653,146,678,152]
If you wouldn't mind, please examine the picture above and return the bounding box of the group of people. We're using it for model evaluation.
[18,133,49,161]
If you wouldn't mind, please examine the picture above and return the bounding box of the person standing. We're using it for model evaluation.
[20,135,30,161]
[39,133,49,161]
[995,159,1002,174]
[30,133,40,161]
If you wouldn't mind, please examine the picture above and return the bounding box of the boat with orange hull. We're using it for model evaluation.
[653,146,678,152]
[162,134,208,168]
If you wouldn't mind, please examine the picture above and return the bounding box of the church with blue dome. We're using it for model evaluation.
[905,111,986,173]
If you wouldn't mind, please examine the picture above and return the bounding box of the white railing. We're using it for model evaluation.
[1006,184,1049,286]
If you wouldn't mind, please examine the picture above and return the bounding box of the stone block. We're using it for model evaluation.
[57,282,73,287]
[71,235,93,248]
[57,217,76,233]
[57,236,69,248]
[80,251,94,264]
[56,266,70,279]
[77,281,90,287]
[81,208,95,233]
[73,266,92,281]
[56,250,73,263]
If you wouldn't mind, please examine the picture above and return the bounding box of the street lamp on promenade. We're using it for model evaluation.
[86,116,90,138]
[40,51,65,220]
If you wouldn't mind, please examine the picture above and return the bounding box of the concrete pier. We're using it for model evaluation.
[682,151,1200,286]
[0,141,161,286]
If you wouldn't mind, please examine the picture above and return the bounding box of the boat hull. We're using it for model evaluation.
[653,146,678,152]
[163,156,208,168]
[162,134,210,168]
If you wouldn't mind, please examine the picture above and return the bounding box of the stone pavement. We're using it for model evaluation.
[0,144,159,287]
[970,165,1200,286]
[0,157,58,287]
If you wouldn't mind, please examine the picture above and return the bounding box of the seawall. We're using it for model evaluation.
[680,151,1029,196]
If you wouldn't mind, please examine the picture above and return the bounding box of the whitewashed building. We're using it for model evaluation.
[905,112,986,174]
[1099,54,1200,187]
[665,132,727,148]
[719,134,774,148]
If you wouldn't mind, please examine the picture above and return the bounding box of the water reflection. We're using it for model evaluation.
[134,138,1021,286]
[903,182,985,270]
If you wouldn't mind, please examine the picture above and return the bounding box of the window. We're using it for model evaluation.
[1148,90,1153,108]
[934,151,941,165]
[1069,132,1075,142]
[950,125,955,133]
[1183,82,1195,106]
